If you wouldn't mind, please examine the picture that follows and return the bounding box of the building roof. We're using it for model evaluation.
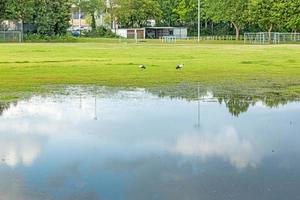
[117,27,187,30]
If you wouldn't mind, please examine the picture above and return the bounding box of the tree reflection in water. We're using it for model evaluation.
[0,85,297,117]
[0,102,11,116]
[149,84,297,117]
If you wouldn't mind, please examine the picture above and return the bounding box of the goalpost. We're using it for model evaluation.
[244,32,300,45]
[0,31,23,42]
[0,21,23,43]
[162,36,177,43]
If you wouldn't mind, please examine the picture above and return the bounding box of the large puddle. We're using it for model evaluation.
[0,87,300,200]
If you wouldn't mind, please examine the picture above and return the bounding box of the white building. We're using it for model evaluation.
[114,27,188,39]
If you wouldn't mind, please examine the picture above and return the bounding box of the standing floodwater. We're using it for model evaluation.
[0,88,300,200]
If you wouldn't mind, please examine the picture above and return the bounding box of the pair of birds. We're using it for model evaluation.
[139,64,184,70]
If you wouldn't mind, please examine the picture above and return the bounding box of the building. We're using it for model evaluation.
[0,21,21,31]
[114,27,188,39]
[70,4,109,32]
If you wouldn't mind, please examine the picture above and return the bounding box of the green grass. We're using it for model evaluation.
[1,42,300,100]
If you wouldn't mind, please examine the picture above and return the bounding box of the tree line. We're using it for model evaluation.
[0,0,71,35]
[1,0,300,38]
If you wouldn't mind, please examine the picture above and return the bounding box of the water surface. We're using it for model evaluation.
[0,88,300,200]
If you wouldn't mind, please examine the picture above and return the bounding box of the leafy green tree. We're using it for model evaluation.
[249,0,282,34]
[116,0,162,28]
[174,0,197,26]
[155,0,180,26]
[204,0,250,40]
[4,0,35,31]
[282,0,300,33]
[0,0,6,20]
[33,0,71,35]
[170,0,208,35]
[3,0,70,35]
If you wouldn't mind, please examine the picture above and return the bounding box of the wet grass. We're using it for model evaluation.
[1,42,300,100]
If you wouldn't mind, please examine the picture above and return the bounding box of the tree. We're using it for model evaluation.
[155,0,180,27]
[80,0,104,30]
[4,0,71,35]
[249,0,282,35]
[282,0,300,33]
[174,0,198,27]
[33,0,71,35]
[204,0,250,40]
[0,0,6,20]
[115,0,162,28]
[4,0,35,32]
[104,0,119,30]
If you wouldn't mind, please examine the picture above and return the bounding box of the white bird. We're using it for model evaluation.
[139,64,146,70]
[176,64,184,70]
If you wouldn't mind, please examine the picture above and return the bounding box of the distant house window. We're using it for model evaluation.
[73,12,85,19]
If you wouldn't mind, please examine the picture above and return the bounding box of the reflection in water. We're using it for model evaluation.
[0,85,298,117]
[217,96,252,117]
[0,134,46,167]
[94,96,98,121]
[0,102,15,116]
[0,171,50,200]
[174,127,260,169]
[148,83,298,116]
[216,94,291,117]
[0,87,300,200]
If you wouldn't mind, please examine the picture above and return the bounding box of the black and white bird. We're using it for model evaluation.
[139,64,146,70]
[176,64,184,70]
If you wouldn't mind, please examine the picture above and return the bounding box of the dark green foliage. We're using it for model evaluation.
[116,0,162,28]
[33,0,71,35]
[3,0,300,38]
[83,26,117,38]
[203,0,250,39]
[155,0,180,27]
[23,33,77,42]
[4,0,35,23]
[249,0,281,33]
[0,0,6,20]
[280,0,300,32]
[3,0,71,36]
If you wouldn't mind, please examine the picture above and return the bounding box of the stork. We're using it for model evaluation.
[139,64,146,70]
[176,64,184,70]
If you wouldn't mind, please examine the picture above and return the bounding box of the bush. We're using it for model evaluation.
[24,33,77,42]
[83,26,117,38]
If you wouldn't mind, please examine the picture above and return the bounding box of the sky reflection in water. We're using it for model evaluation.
[0,88,300,200]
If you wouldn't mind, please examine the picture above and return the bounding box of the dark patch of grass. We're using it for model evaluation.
[288,59,296,63]
[241,61,254,64]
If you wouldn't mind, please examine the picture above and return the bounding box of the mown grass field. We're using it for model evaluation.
[1,41,300,100]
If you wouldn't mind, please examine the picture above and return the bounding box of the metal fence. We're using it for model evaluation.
[0,31,23,42]
[244,32,300,44]
[199,35,238,40]
[278,33,300,43]
[0,20,23,42]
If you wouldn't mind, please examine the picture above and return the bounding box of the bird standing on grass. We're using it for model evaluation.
[176,64,184,70]
[139,64,146,70]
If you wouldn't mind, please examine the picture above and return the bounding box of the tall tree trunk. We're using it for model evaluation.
[268,24,273,43]
[232,22,240,40]
[91,13,96,31]
[109,2,114,29]
[21,19,24,42]
[114,19,117,34]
